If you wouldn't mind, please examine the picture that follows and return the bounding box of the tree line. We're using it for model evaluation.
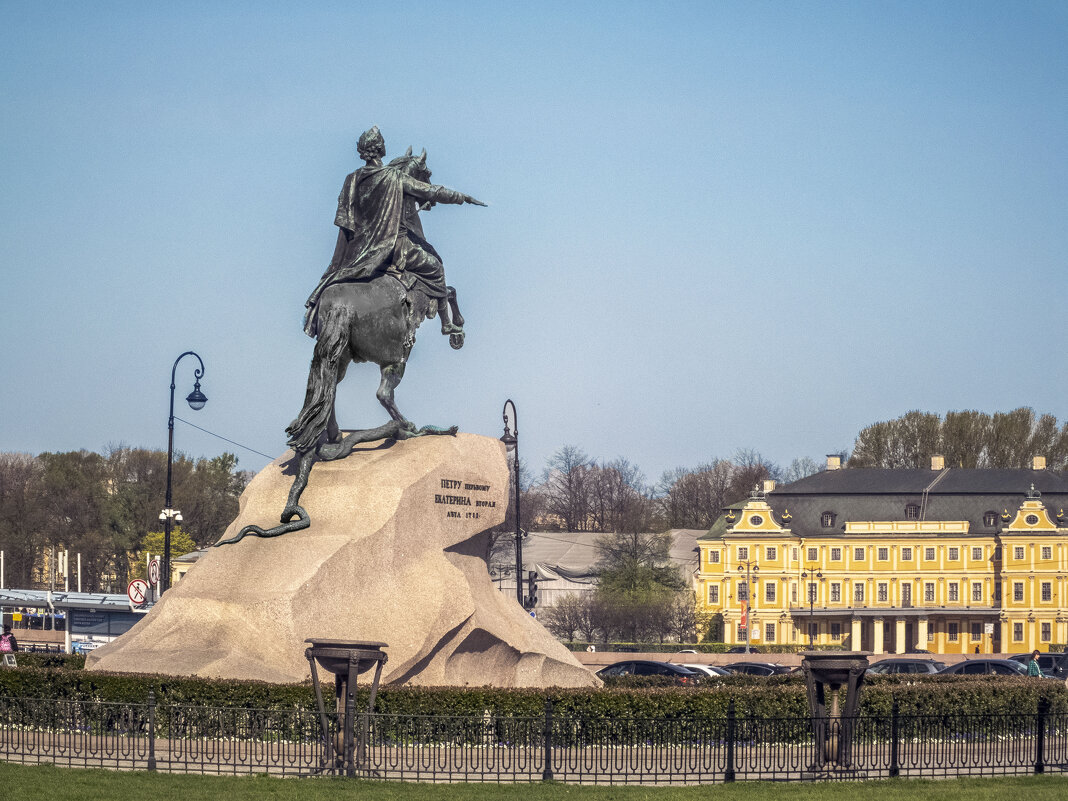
[0,447,249,592]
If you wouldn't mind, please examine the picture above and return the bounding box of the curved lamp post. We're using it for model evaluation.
[801,564,823,647]
[161,351,207,593]
[737,560,759,654]
[500,400,522,606]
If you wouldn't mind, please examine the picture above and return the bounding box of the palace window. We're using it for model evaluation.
[830,583,841,602]
[877,547,889,561]
[765,583,776,604]
[1041,622,1052,642]
[925,547,936,561]
[972,583,982,602]
[925,583,935,602]
[1041,546,1052,560]
[830,547,842,561]
[738,546,749,560]
[854,547,865,561]
[948,583,959,602]
[994,584,1002,602]
[809,622,818,641]
[878,583,888,602]
[792,548,798,561]
[821,512,836,528]
[972,547,983,561]
[1014,546,1025,561]
[737,625,747,641]
[1014,582,1024,602]
[808,582,818,604]
[1042,582,1052,602]
[807,547,818,562]
[901,547,912,560]
[984,511,997,527]
[901,584,912,607]
[830,622,841,641]
[905,504,920,520]
[708,586,719,604]
[948,547,959,561]
[854,583,865,603]
[765,623,776,643]
[791,584,797,603]
[766,546,777,561]
[948,622,959,641]
[738,582,748,601]
[1013,622,1024,642]
[970,622,982,642]
[709,550,720,563]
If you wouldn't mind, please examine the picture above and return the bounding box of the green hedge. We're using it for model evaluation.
[0,666,1064,720]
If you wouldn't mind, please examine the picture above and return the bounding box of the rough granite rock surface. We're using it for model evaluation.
[87,433,599,688]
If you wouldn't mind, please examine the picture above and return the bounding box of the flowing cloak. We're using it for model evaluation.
[302,165,464,337]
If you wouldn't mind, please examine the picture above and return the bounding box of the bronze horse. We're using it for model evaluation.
[218,152,475,545]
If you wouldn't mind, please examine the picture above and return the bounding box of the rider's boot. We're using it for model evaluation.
[438,299,463,335]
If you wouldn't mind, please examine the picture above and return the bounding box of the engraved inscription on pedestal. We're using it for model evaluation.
[434,477,497,520]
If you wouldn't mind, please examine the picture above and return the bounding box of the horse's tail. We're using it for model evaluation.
[285,303,351,453]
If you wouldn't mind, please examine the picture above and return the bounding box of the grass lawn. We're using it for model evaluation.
[0,763,1064,801]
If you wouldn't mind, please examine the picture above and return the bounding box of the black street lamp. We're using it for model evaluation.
[500,400,523,606]
[801,565,823,647]
[737,560,759,654]
[161,351,207,594]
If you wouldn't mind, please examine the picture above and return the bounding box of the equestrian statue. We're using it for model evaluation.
[217,127,486,545]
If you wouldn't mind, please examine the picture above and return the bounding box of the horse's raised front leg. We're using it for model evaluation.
[376,362,412,430]
[446,286,464,350]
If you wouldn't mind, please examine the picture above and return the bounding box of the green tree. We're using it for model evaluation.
[131,527,198,580]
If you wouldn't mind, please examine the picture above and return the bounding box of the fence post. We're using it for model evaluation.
[889,700,899,778]
[542,697,554,782]
[146,690,157,771]
[724,700,736,783]
[1035,698,1049,774]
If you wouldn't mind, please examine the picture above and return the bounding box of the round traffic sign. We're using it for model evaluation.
[127,578,150,606]
[148,559,160,586]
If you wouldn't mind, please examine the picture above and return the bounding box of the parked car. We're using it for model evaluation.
[866,658,946,675]
[680,663,731,678]
[1007,652,1068,679]
[595,660,702,684]
[723,661,792,677]
[937,658,1031,676]
[725,645,762,654]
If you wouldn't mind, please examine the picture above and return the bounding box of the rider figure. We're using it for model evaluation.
[302,126,484,338]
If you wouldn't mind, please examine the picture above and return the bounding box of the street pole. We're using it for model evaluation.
[501,400,522,606]
[801,565,822,647]
[737,560,759,654]
[162,351,207,594]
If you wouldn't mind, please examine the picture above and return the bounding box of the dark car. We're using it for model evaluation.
[595,660,702,684]
[725,645,762,654]
[866,658,946,675]
[723,661,792,677]
[1007,652,1068,679]
[937,658,1030,676]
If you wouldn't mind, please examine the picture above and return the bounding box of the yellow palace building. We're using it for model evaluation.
[696,456,1068,654]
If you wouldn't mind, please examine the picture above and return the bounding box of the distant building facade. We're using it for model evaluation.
[696,457,1068,654]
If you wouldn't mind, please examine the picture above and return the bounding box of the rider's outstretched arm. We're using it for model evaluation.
[401,175,486,207]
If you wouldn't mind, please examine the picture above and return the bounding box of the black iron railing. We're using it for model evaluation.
[0,694,1064,783]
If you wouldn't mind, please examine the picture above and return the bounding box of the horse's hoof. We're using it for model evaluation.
[449,332,465,350]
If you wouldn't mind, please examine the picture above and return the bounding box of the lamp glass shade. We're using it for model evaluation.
[186,386,208,411]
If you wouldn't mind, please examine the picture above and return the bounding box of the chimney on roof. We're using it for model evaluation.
[1033,456,1047,470]
[763,479,776,494]
[826,454,842,471]
[931,455,945,470]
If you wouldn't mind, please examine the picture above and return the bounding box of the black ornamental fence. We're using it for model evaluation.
[0,694,1065,783]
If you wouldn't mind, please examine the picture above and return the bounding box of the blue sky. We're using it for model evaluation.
[2,2,1066,485]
